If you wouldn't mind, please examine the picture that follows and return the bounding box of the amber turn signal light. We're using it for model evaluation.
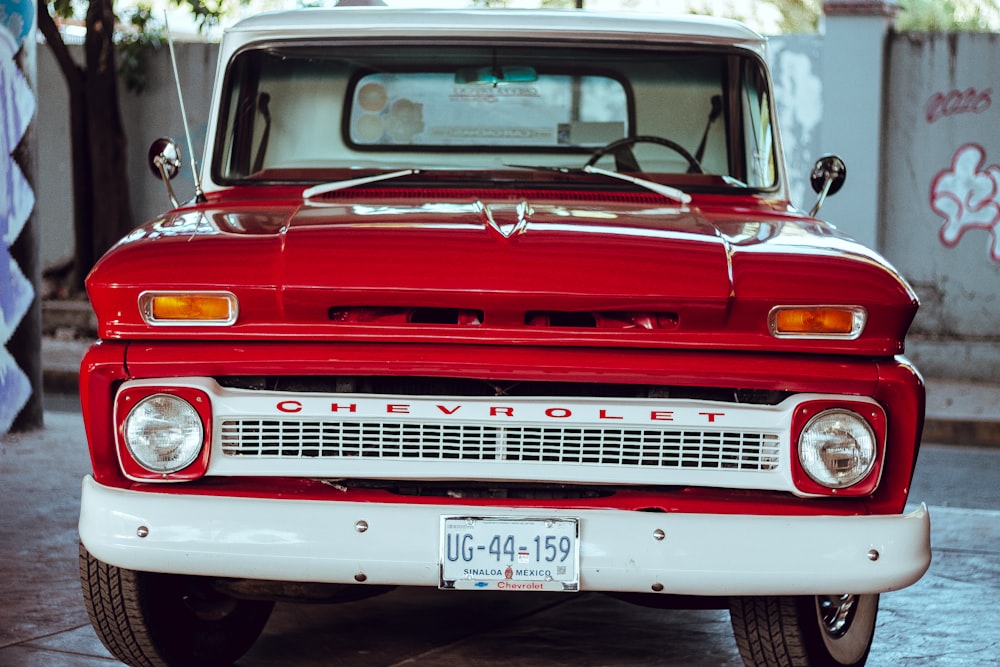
[768,306,865,339]
[139,291,238,326]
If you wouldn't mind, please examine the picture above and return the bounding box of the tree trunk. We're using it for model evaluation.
[36,5,93,293]
[85,0,134,267]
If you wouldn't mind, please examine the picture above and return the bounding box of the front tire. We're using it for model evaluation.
[80,542,274,667]
[729,594,878,667]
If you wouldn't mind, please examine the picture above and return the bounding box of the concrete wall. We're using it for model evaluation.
[34,44,72,269]
[36,41,218,269]
[768,34,824,211]
[881,32,1000,381]
[31,28,1000,381]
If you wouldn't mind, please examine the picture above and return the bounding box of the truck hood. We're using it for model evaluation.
[280,196,732,324]
[87,189,918,355]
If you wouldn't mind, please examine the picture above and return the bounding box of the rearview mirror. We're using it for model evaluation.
[147,137,183,207]
[148,137,182,181]
[808,154,846,217]
[455,65,538,85]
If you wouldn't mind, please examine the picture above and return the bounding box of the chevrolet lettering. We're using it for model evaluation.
[269,396,728,423]
[78,7,931,667]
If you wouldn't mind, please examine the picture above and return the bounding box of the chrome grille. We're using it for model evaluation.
[220,419,780,471]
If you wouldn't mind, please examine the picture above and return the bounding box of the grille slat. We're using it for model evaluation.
[221,419,780,471]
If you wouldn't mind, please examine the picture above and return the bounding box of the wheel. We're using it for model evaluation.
[584,135,704,173]
[80,542,274,667]
[729,594,879,667]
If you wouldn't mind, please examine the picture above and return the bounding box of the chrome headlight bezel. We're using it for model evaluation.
[116,386,211,481]
[797,408,878,490]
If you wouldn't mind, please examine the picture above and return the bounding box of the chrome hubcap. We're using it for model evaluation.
[818,594,857,637]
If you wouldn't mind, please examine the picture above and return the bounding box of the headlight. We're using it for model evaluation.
[798,409,876,489]
[124,394,204,473]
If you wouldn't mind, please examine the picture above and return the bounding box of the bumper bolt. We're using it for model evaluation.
[867,549,880,562]
[136,526,149,539]
[355,520,369,533]
[653,529,665,541]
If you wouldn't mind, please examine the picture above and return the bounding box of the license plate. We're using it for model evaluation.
[440,516,580,592]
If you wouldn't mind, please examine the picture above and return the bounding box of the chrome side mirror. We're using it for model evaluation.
[148,137,183,207]
[808,154,847,217]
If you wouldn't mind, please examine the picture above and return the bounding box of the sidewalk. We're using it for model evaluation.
[40,335,1000,448]
[922,377,1000,448]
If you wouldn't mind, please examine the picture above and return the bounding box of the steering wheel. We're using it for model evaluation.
[584,135,704,174]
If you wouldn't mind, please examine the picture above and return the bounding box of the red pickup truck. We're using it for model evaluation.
[78,8,930,667]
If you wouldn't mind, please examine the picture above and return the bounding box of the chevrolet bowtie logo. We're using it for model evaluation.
[477,200,531,238]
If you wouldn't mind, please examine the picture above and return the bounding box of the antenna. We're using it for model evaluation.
[164,12,205,201]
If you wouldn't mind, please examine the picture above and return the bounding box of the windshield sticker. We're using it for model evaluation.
[350,72,627,148]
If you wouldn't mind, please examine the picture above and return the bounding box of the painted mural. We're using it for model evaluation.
[930,143,1000,264]
[1,0,35,433]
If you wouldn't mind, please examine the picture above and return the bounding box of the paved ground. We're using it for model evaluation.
[1,406,998,666]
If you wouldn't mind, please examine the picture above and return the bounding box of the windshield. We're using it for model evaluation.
[214,42,778,191]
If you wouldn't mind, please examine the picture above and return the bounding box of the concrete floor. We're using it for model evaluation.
[1,410,998,666]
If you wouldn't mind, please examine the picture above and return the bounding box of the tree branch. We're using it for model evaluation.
[36,3,84,89]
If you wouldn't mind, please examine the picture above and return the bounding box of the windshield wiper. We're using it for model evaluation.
[581,165,691,205]
[505,164,691,205]
[302,169,421,200]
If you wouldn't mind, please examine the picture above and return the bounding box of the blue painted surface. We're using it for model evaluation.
[0,0,33,45]
[1,0,35,433]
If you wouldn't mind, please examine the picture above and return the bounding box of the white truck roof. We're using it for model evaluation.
[223,8,766,55]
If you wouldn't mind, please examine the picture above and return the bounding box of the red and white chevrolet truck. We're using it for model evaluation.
[78,7,931,666]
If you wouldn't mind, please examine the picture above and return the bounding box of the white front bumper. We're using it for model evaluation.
[79,476,931,596]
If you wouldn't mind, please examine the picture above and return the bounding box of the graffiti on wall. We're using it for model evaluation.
[925,87,992,124]
[930,143,1000,263]
[1,0,36,432]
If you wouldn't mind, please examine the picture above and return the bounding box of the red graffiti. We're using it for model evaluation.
[929,143,1000,262]
[925,87,992,123]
